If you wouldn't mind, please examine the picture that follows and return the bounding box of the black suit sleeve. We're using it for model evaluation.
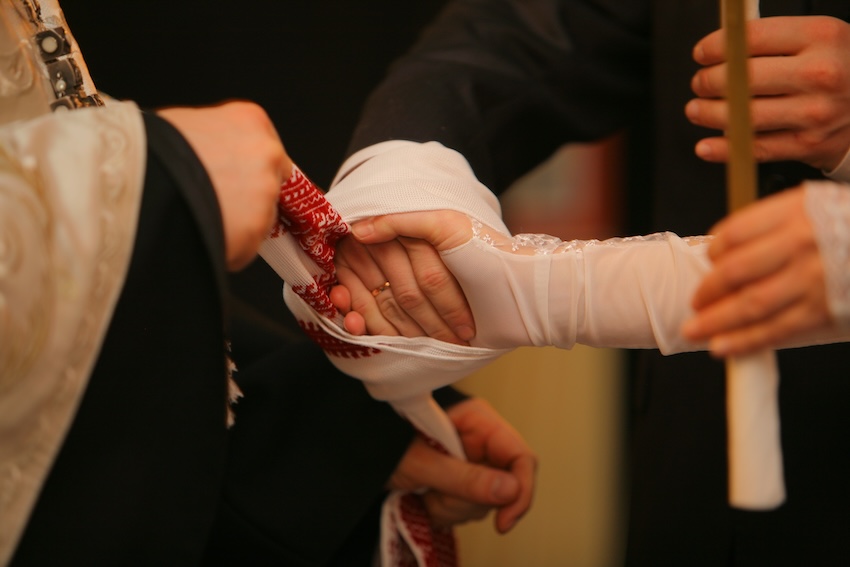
[205,274,468,566]
[347,0,651,194]
[12,112,232,567]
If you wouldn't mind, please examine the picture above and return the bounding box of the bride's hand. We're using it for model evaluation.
[330,210,478,341]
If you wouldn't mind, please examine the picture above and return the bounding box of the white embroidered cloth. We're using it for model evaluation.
[258,161,474,566]
[260,147,514,459]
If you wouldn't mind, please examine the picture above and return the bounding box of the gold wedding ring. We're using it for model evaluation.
[371,281,391,297]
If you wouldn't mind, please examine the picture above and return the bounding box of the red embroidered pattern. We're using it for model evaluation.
[399,493,458,567]
[264,165,456,567]
[388,437,457,567]
[298,321,381,359]
[271,167,350,274]
[291,269,341,318]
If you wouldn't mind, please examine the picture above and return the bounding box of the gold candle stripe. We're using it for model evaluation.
[722,0,757,211]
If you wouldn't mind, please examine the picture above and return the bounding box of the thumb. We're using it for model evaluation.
[396,439,520,505]
[350,210,472,251]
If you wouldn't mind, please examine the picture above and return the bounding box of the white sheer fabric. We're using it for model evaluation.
[805,180,850,328]
[445,222,710,353]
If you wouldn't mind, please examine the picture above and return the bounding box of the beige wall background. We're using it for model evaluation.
[456,347,627,567]
[454,139,629,567]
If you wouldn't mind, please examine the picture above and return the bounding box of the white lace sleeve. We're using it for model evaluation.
[441,222,711,354]
[804,180,850,327]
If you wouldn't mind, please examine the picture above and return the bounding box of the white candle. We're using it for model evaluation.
[721,0,786,510]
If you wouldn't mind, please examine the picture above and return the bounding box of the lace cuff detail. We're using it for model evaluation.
[805,181,850,328]
[471,219,711,255]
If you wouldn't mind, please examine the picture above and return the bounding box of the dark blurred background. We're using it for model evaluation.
[62,0,446,187]
[60,0,448,340]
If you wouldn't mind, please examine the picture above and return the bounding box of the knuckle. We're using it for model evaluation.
[691,69,715,96]
[417,265,456,294]
[350,293,376,314]
[790,128,828,157]
[379,296,409,321]
[750,139,771,162]
[787,222,816,254]
[237,102,274,133]
[735,328,770,354]
[715,260,747,290]
[235,100,265,120]
[739,286,772,321]
[810,16,849,49]
[801,58,849,94]
[800,98,836,129]
[392,286,426,312]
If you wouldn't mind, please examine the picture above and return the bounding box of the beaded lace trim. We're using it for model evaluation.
[471,218,711,255]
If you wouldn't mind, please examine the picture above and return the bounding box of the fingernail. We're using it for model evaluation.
[693,44,704,63]
[695,141,712,159]
[491,475,519,502]
[351,221,374,239]
[456,325,475,342]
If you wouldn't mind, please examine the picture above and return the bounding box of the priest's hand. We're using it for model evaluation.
[389,397,537,533]
[687,15,850,173]
[157,101,291,271]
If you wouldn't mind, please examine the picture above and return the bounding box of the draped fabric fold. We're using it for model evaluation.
[260,143,514,462]
[258,152,505,566]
